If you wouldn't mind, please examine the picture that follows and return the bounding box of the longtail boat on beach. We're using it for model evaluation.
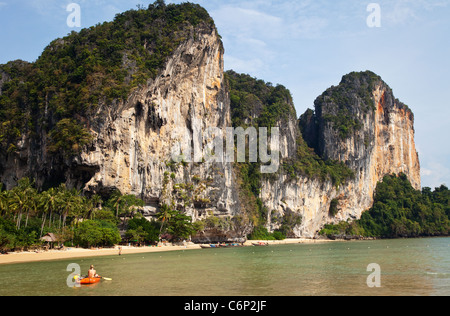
[200,243,244,249]
[252,242,269,247]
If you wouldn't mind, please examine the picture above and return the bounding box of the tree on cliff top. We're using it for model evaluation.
[0,1,215,157]
[225,70,354,236]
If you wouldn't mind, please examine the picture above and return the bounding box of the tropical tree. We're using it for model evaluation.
[0,185,9,217]
[121,194,144,219]
[107,190,144,224]
[156,204,195,241]
[125,226,146,245]
[0,186,9,216]
[165,211,195,241]
[109,190,125,219]
[38,187,63,236]
[9,178,36,230]
[86,194,103,220]
[74,220,121,248]
[24,189,38,229]
[156,203,174,236]
[127,217,161,244]
[59,186,85,228]
[74,220,104,248]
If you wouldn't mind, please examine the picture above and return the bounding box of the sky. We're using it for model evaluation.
[0,0,449,189]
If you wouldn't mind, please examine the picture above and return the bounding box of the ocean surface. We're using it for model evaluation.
[0,237,448,296]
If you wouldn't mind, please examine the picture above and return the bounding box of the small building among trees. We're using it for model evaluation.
[40,233,57,249]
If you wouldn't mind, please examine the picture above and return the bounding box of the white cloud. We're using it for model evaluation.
[25,0,64,16]
[17,0,125,26]
[384,1,418,24]
[415,0,449,10]
[212,6,283,41]
[381,0,449,25]
[209,1,330,79]
[421,162,450,188]
[224,55,266,75]
[212,2,329,41]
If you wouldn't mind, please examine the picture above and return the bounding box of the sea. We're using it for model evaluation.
[0,237,448,297]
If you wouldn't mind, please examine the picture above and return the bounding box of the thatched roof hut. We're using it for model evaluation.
[40,233,57,243]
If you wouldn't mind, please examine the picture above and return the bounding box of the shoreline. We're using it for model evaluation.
[0,238,334,265]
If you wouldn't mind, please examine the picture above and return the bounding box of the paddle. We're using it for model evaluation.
[102,277,112,281]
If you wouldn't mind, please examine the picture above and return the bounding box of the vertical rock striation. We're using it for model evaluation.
[0,4,421,240]
[262,71,420,237]
[75,23,242,227]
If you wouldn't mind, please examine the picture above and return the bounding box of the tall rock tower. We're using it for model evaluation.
[292,71,421,235]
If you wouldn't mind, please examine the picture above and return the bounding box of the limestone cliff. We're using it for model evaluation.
[304,71,420,191]
[0,4,244,241]
[0,4,421,240]
[77,22,242,223]
[262,71,421,237]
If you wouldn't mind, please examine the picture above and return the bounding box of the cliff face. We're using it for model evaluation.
[0,5,421,240]
[76,24,243,229]
[309,72,420,191]
[261,72,421,237]
[0,7,244,241]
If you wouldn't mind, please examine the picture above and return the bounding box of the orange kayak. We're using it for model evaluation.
[79,277,102,285]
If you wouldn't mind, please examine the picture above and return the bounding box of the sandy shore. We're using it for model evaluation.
[0,245,201,265]
[0,238,334,265]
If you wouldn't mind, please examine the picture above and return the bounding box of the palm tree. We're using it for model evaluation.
[0,186,9,217]
[38,187,62,237]
[9,190,25,230]
[59,187,87,228]
[72,193,86,223]
[108,190,144,228]
[157,204,175,236]
[8,178,35,230]
[110,190,125,219]
[10,191,34,230]
[86,194,103,220]
[24,191,38,229]
[122,195,144,218]
[38,190,51,237]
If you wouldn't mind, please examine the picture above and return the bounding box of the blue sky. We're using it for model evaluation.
[0,0,449,189]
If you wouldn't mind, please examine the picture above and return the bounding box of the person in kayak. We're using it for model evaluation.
[88,265,99,278]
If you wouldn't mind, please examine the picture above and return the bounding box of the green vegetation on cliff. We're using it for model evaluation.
[282,136,354,187]
[320,174,450,238]
[226,70,295,233]
[225,71,354,237]
[226,70,296,129]
[312,71,381,140]
[0,1,214,157]
[226,71,354,185]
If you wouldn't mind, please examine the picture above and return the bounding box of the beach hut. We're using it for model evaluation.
[40,233,57,249]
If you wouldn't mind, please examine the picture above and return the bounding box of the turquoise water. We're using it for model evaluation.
[0,238,449,296]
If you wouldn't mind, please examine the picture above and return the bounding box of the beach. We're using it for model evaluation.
[0,238,334,265]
